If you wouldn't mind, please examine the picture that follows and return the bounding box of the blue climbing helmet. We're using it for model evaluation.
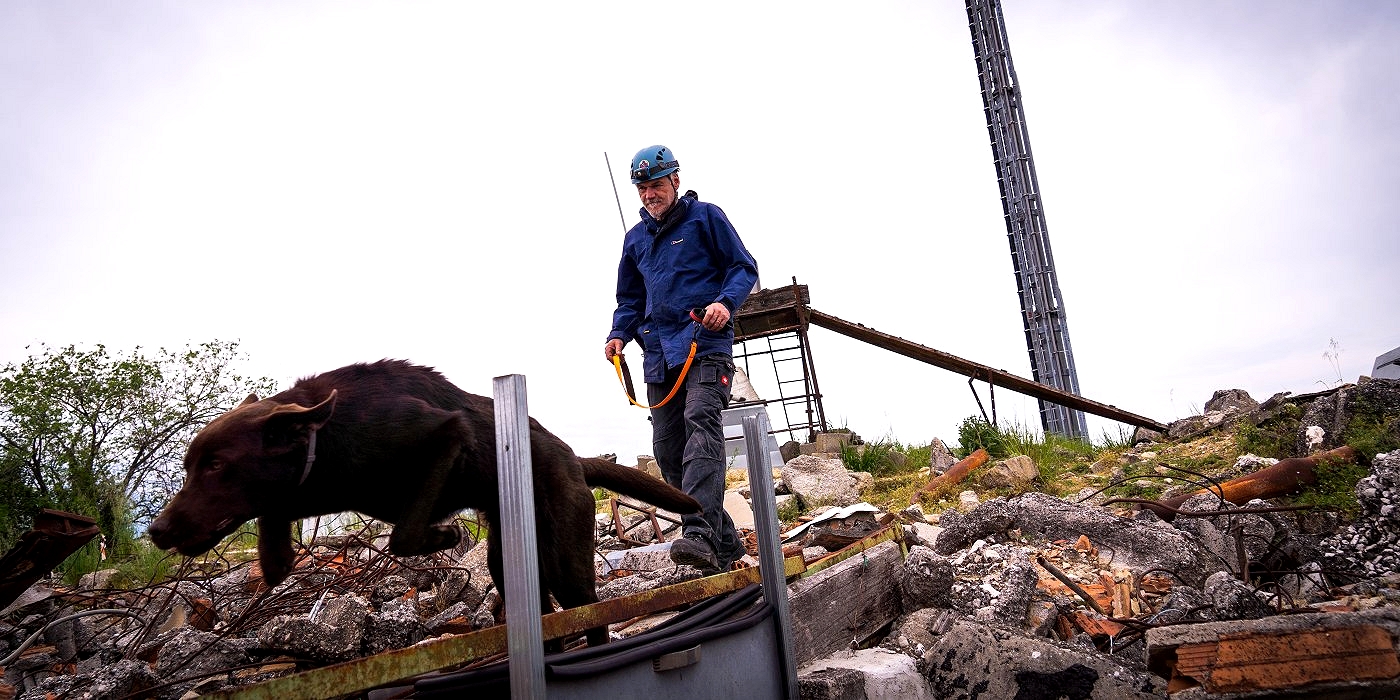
[629,145,679,184]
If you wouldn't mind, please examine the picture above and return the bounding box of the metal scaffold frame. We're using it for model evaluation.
[732,283,829,447]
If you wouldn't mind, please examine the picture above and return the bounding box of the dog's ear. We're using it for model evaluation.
[241,393,260,406]
[262,391,337,450]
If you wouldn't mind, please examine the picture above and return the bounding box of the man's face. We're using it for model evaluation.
[636,174,679,219]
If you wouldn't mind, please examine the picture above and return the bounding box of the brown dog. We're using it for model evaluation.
[148,360,698,646]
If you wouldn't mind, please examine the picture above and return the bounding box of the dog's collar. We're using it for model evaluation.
[299,429,318,485]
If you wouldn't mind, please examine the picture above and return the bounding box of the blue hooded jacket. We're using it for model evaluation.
[608,194,759,383]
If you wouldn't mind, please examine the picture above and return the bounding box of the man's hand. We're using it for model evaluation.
[697,302,730,332]
[604,338,625,362]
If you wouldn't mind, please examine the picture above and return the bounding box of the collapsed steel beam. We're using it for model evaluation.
[805,308,1167,432]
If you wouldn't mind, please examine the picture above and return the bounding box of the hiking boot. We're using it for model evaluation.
[669,534,721,572]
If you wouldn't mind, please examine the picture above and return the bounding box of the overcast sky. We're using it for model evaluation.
[3,1,1396,464]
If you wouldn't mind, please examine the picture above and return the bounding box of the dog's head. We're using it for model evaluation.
[148,391,336,556]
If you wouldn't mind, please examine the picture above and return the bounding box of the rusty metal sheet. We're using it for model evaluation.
[217,555,807,700]
[0,509,100,612]
[1172,626,1400,694]
[212,624,508,700]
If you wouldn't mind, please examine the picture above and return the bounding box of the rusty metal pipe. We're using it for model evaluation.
[1140,446,1358,521]
[911,448,990,504]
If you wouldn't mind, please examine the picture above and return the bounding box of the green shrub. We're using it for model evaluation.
[956,416,1008,458]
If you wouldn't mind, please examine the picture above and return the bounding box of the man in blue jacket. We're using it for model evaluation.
[605,144,759,573]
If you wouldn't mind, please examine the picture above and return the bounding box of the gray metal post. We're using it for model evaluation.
[493,374,546,700]
[743,414,799,700]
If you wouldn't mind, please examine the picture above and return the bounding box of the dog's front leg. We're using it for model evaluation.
[388,413,468,556]
[258,516,296,586]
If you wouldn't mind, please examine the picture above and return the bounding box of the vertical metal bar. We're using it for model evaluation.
[743,414,798,700]
[493,374,546,700]
[793,303,829,441]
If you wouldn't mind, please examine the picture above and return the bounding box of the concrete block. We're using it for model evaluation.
[800,648,932,700]
[723,489,754,530]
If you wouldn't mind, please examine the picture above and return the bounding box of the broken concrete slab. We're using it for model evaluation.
[257,593,369,662]
[800,647,935,700]
[154,627,251,695]
[923,616,1166,699]
[898,546,954,611]
[723,488,755,530]
[1147,606,1400,697]
[1202,571,1273,621]
[935,492,1224,587]
[363,598,427,655]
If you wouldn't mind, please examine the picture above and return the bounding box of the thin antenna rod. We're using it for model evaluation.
[604,152,628,233]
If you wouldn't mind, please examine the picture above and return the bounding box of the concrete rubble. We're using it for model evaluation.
[2,383,1398,699]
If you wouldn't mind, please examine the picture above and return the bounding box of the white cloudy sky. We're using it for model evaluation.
[3,1,1396,464]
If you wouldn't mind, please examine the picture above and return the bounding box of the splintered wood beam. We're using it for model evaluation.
[787,540,904,666]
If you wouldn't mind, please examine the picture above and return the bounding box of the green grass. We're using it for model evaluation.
[56,537,179,588]
[1235,403,1303,458]
[839,439,912,477]
[1289,460,1369,518]
[1344,413,1400,464]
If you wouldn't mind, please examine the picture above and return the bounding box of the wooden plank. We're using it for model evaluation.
[734,285,810,340]
[787,540,904,666]
[735,284,810,317]
[1208,626,1400,693]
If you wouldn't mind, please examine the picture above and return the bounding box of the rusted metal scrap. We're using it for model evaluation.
[1136,446,1358,521]
[911,448,990,504]
[0,509,100,612]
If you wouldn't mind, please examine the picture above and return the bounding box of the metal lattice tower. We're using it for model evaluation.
[966,0,1087,438]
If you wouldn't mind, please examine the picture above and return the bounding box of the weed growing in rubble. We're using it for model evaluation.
[1343,411,1400,463]
[840,440,906,476]
[57,538,177,587]
[1235,403,1304,458]
[1290,456,1368,519]
[955,416,1008,458]
[58,540,104,586]
[1097,425,1135,451]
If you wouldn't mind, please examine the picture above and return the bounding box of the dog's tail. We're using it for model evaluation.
[580,457,702,514]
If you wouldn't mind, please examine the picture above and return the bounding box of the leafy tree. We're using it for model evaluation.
[0,341,276,552]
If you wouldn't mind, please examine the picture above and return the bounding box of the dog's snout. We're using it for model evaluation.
[147,517,171,545]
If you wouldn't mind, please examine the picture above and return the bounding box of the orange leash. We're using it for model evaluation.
[612,341,696,409]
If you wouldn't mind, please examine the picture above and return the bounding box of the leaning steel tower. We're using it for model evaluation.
[966,0,1088,438]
